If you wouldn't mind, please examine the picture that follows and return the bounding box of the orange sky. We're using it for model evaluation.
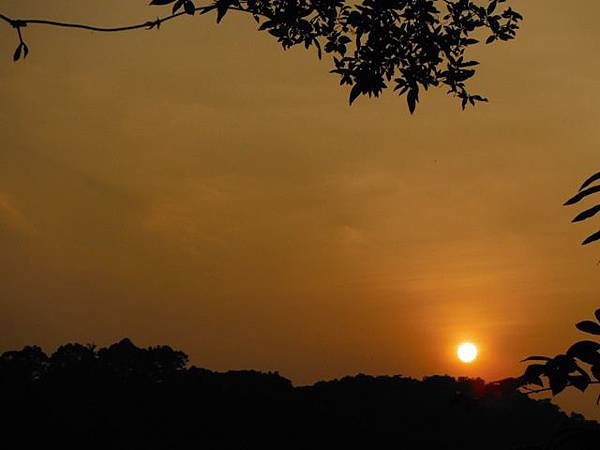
[1,1,600,418]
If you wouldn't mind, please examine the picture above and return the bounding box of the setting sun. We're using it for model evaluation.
[457,343,478,363]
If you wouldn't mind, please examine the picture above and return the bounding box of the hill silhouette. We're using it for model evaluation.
[1,338,599,450]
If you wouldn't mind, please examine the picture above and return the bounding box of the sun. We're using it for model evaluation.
[457,342,478,363]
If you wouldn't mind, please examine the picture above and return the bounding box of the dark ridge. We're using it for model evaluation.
[1,339,598,450]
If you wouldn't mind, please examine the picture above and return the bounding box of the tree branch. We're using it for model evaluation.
[0,4,269,37]
[0,6,225,34]
[521,381,600,396]
[0,5,267,61]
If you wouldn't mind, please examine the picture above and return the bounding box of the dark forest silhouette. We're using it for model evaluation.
[0,0,522,112]
[2,338,599,450]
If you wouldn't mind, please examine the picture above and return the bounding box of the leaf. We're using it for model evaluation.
[216,0,233,23]
[149,0,177,5]
[575,320,600,335]
[566,340,600,365]
[22,43,29,59]
[407,89,418,114]
[485,35,496,44]
[569,374,590,392]
[258,20,274,31]
[172,0,184,13]
[216,6,227,22]
[522,364,545,386]
[314,39,322,60]
[13,44,22,62]
[184,0,195,15]
[487,1,498,15]
[564,185,600,206]
[521,356,551,362]
[567,340,600,354]
[579,171,600,191]
[549,374,568,395]
[582,230,600,246]
[349,84,361,105]
[592,364,600,381]
[595,308,600,323]
[572,204,600,223]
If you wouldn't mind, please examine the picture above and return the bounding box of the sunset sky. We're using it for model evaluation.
[1,1,600,418]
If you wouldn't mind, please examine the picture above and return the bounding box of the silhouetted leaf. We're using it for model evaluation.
[576,320,600,335]
[564,185,600,206]
[407,89,418,114]
[149,0,177,5]
[13,44,22,62]
[579,171,600,191]
[521,356,551,362]
[522,364,545,387]
[184,1,195,15]
[549,375,568,395]
[569,374,590,392]
[349,84,361,105]
[172,0,185,13]
[595,308,600,323]
[572,204,600,223]
[215,0,233,23]
[460,94,468,110]
[592,364,600,381]
[567,340,600,365]
[582,230,600,246]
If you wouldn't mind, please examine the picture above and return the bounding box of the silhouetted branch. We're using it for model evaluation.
[0,6,257,34]
[521,381,600,396]
[0,1,523,111]
[0,6,264,63]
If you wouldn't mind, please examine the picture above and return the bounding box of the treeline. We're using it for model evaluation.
[1,338,598,449]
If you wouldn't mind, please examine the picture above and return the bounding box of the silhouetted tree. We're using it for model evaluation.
[0,0,522,112]
[1,338,598,450]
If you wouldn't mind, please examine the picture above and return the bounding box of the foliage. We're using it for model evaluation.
[1,0,522,112]
[517,175,600,406]
[564,171,600,245]
[520,308,600,401]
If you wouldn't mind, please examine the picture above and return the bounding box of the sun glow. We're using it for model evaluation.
[457,342,478,363]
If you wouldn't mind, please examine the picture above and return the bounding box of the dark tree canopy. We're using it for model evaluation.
[0,0,522,112]
[2,338,599,450]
